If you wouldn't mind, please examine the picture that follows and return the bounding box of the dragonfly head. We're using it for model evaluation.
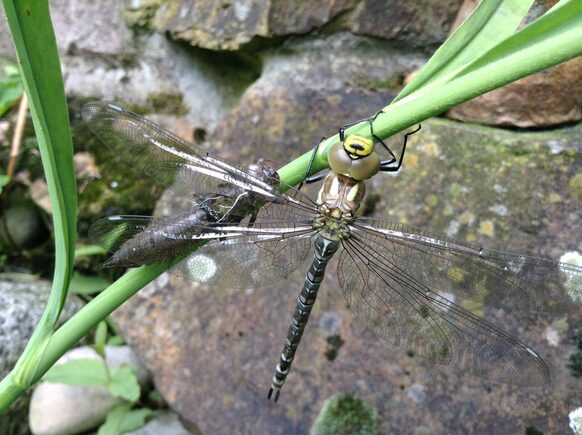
[328,134,381,180]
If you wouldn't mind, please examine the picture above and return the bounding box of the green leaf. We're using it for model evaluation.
[148,389,165,406]
[0,65,23,116]
[69,272,110,295]
[119,408,155,432]
[43,358,109,386]
[98,403,154,435]
[396,0,535,101]
[107,335,126,346]
[107,364,140,402]
[93,321,108,357]
[98,403,132,435]
[0,175,9,194]
[74,244,108,259]
[2,0,77,388]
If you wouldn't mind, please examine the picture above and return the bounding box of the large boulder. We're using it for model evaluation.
[113,119,582,434]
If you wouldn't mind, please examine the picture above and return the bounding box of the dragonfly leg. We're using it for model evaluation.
[378,123,421,173]
[298,136,327,191]
[338,109,383,142]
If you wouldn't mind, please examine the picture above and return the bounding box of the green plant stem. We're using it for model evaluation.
[2,0,77,388]
[74,245,108,259]
[278,0,582,187]
[0,265,165,413]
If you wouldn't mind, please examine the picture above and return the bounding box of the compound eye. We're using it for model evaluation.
[345,134,374,158]
[328,141,352,174]
[349,152,380,180]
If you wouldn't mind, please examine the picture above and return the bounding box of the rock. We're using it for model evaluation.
[50,0,133,58]
[310,393,377,435]
[0,202,48,250]
[127,0,463,50]
[29,345,150,435]
[211,34,425,166]
[0,278,83,435]
[125,411,190,435]
[0,4,16,59]
[111,119,582,434]
[445,0,582,127]
[571,407,582,435]
[105,345,151,386]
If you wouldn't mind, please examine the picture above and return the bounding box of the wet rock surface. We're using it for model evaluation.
[114,119,582,434]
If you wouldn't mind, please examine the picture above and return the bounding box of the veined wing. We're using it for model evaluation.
[171,226,316,288]
[89,212,213,267]
[350,219,580,313]
[90,214,156,254]
[90,201,318,287]
[82,101,318,213]
[338,232,550,386]
[166,199,318,288]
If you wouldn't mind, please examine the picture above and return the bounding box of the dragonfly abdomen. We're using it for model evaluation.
[268,234,340,402]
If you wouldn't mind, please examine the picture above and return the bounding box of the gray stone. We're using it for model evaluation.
[50,0,133,58]
[127,0,463,50]
[0,4,16,59]
[0,278,83,375]
[105,345,151,386]
[211,34,425,165]
[64,32,243,132]
[126,411,190,435]
[29,347,115,435]
[0,278,82,435]
[29,345,150,435]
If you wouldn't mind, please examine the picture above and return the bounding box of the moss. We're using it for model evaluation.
[477,219,495,237]
[447,267,467,284]
[567,352,582,377]
[424,193,438,208]
[567,330,582,378]
[147,91,187,115]
[569,173,582,200]
[324,334,345,361]
[311,393,378,435]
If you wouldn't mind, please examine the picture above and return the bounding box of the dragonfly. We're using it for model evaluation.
[83,101,582,402]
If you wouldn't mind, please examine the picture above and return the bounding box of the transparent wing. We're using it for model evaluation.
[171,229,315,288]
[89,212,214,267]
[350,219,580,313]
[82,101,318,212]
[90,201,318,287]
[90,215,154,254]
[338,232,551,386]
[170,200,318,287]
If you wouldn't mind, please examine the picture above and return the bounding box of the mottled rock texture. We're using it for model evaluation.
[127,0,463,51]
[114,120,582,434]
[1,0,580,433]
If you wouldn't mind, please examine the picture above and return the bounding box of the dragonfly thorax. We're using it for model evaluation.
[315,173,365,240]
